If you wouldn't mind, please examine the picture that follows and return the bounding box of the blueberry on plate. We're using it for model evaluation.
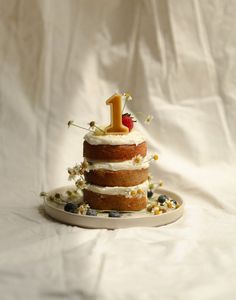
[86,209,97,216]
[158,194,168,204]
[171,199,177,206]
[108,211,121,218]
[64,202,77,213]
[147,191,153,199]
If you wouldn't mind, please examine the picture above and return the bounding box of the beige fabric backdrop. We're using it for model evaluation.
[1,1,236,299]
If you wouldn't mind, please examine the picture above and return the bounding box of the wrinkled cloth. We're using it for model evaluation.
[1,0,236,299]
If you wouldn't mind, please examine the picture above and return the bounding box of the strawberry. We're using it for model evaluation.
[122,113,136,131]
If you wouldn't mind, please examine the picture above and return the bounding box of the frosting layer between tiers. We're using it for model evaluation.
[85,180,149,196]
[87,159,149,171]
[84,130,145,145]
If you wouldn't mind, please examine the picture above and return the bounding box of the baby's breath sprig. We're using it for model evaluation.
[68,120,92,132]
[122,92,132,113]
[89,121,106,135]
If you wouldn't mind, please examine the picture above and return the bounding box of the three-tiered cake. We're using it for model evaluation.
[83,129,149,211]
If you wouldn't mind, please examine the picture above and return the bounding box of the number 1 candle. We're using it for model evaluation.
[105,94,129,135]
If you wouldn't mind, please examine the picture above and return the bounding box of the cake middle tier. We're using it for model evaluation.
[85,159,149,187]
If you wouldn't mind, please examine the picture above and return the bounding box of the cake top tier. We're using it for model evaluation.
[84,130,145,146]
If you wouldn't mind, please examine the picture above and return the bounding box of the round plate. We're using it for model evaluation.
[43,185,184,229]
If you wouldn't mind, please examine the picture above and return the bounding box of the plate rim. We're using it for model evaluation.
[43,185,184,228]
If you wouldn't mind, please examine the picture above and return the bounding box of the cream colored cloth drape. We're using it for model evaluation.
[1,1,236,299]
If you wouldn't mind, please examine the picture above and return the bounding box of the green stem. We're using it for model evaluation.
[71,123,92,132]
[143,157,153,164]
[94,125,106,134]
[122,99,127,113]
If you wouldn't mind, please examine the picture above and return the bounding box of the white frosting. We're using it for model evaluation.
[86,180,149,196]
[87,159,149,171]
[84,130,145,146]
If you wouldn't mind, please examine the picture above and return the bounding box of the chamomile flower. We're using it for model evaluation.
[143,153,158,164]
[144,114,154,125]
[68,167,77,180]
[136,189,145,198]
[81,159,89,171]
[67,120,74,128]
[132,154,143,166]
[123,92,132,102]
[149,183,157,191]
[125,191,132,198]
[125,190,137,198]
[40,192,48,197]
[153,207,162,215]
[89,121,95,129]
[75,179,86,190]
[89,121,106,134]
[153,153,159,161]
[131,190,137,197]
[78,203,90,215]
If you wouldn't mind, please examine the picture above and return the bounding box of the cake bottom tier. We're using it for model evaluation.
[83,189,147,211]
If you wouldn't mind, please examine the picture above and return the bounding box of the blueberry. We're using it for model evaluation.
[147,191,153,199]
[64,202,77,213]
[171,200,177,205]
[158,194,168,204]
[108,211,121,218]
[86,209,97,216]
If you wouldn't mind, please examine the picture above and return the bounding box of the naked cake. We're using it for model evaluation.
[41,92,182,222]
[83,130,150,211]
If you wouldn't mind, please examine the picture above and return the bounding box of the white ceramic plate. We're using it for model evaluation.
[43,185,184,229]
